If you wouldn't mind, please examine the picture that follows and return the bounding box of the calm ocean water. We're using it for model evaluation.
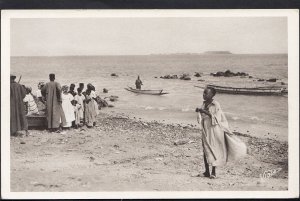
[11,54,288,140]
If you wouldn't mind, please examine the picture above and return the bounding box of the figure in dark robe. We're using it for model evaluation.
[10,74,28,136]
[41,74,66,131]
[135,75,143,90]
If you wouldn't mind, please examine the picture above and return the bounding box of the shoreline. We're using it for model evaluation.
[11,111,288,191]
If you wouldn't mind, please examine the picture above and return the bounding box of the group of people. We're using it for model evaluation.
[10,73,247,179]
[10,73,100,136]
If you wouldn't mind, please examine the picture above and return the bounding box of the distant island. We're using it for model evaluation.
[204,51,233,54]
[149,51,233,56]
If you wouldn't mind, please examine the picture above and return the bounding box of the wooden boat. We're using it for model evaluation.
[194,84,288,96]
[125,87,169,95]
[26,113,47,128]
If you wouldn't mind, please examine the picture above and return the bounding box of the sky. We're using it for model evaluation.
[10,17,287,56]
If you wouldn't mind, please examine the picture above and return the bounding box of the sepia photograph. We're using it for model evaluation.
[1,9,299,199]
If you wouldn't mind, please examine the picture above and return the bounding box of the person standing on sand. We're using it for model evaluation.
[84,89,96,128]
[41,74,66,132]
[74,88,85,124]
[135,75,143,90]
[196,87,247,179]
[61,85,75,128]
[10,74,29,136]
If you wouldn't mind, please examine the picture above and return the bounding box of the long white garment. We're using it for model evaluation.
[74,94,84,119]
[200,100,247,166]
[90,90,99,115]
[62,93,75,127]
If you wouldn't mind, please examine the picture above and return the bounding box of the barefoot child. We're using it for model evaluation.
[72,100,82,128]
[196,87,247,179]
[23,87,39,115]
[61,85,75,128]
[74,88,85,124]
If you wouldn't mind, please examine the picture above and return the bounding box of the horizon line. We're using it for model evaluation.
[11,52,288,57]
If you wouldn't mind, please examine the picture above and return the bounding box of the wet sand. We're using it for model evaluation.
[11,112,288,191]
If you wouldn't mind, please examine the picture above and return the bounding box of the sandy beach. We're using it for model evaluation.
[11,111,288,192]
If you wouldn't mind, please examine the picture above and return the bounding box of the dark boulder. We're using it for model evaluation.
[266,78,277,82]
[160,74,178,79]
[194,72,202,77]
[180,74,191,80]
[103,88,108,93]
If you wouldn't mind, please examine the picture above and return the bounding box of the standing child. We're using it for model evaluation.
[61,85,75,128]
[74,88,85,124]
[84,89,96,128]
[73,100,82,128]
[196,87,247,179]
[23,87,39,115]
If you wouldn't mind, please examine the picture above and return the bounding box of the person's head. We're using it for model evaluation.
[137,75,140,80]
[62,85,69,93]
[25,87,32,94]
[38,82,45,89]
[49,73,55,81]
[79,83,84,89]
[10,74,16,82]
[86,89,91,95]
[70,83,75,91]
[77,87,82,95]
[87,83,93,90]
[203,87,216,101]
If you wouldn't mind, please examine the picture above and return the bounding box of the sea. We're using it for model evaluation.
[10,54,288,141]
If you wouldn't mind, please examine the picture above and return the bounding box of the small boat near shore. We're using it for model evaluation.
[125,87,169,95]
[194,84,288,96]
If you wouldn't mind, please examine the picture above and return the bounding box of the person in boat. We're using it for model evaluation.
[41,73,66,132]
[35,82,46,111]
[61,85,75,129]
[196,87,247,179]
[135,76,143,90]
[23,87,39,116]
[10,74,29,136]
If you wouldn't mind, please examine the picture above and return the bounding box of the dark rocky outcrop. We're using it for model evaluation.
[266,78,277,82]
[160,75,178,79]
[180,74,191,80]
[96,96,109,109]
[103,88,108,93]
[210,70,249,77]
[194,72,202,77]
[111,73,118,77]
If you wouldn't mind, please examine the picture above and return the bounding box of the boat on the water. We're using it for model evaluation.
[194,84,288,96]
[125,87,169,95]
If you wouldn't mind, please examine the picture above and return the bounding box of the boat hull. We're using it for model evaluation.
[125,87,168,95]
[195,85,287,96]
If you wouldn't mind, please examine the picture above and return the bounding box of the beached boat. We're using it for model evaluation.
[194,84,288,96]
[26,113,47,128]
[125,87,169,95]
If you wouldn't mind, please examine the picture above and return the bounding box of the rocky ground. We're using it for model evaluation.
[11,112,288,192]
